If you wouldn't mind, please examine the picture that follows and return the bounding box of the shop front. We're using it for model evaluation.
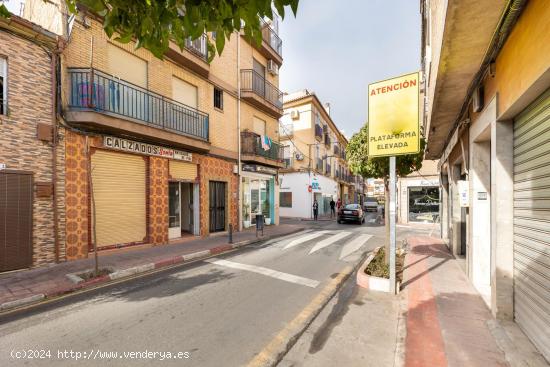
[241,164,277,228]
[64,132,206,260]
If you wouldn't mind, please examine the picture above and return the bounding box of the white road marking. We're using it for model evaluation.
[263,229,313,246]
[308,231,351,255]
[205,259,320,288]
[283,231,328,250]
[368,218,376,223]
[339,234,373,260]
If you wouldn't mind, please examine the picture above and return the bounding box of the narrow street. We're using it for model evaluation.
[0,214,435,367]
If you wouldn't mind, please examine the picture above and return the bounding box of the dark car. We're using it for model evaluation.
[337,204,365,224]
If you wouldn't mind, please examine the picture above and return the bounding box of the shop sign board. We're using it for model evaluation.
[242,164,277,175]
[367,72,420,157]
[103,136,192,161]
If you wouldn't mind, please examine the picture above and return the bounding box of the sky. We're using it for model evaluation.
[278,0,421,138]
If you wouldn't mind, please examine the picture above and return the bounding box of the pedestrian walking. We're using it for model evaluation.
[313,199,319,221]
[336,198,342,211]
[330,198,336,218]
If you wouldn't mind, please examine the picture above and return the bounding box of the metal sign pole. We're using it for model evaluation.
[389,156,396,294]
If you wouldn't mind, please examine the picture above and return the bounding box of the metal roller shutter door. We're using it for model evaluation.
[91,150,146,248]
[169,161,197,181]
[513,88,550,361]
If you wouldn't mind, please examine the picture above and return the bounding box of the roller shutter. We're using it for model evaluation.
[513,88,550,361]
[170,161,197,181]
[91,150,146,248]
[107,44,148,88]
[172,77,197,108]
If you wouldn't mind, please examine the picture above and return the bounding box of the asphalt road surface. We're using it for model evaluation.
[0,212,438,367]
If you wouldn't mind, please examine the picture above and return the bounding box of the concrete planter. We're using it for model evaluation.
[356,246,391,293]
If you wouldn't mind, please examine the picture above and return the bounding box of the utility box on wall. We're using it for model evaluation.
[457,180,469,207]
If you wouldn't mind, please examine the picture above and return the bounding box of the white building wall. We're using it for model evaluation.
[279,172,338,218]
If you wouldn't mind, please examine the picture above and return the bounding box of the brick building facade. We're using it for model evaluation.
[0,16,63,270]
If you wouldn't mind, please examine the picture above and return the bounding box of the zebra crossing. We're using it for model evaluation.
[272,229,373,260]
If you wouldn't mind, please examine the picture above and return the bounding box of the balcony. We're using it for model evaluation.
[314,124,323,141]
[166,34,209,77]
[240,70,283,118]
[67,68,210,151]
[255,18,283,66]
[241,131,284,168]
[316,158,323,172]
[324,133,331,146]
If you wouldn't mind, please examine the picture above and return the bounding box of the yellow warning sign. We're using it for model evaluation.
[368,72,420,157]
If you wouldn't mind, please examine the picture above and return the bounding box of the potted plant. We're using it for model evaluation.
[243,204,251,228]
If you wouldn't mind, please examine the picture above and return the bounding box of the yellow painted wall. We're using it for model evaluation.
[484,0,550,116]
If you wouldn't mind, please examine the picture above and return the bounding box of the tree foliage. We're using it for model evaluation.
[0,0,299,60]
[346,123,426,179]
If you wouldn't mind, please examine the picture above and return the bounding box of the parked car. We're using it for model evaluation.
[363,197,379,212]
[338,204,365,224]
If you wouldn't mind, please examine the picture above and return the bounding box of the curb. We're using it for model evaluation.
[356,247,392,293]
[0,228,306,314]
[246,250,369,367]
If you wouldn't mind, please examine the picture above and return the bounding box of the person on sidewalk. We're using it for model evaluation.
[313,200,319,221]
[336,198,342,211]
[329,198,336,218]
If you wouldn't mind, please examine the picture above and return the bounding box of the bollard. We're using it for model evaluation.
[228,223,233,244]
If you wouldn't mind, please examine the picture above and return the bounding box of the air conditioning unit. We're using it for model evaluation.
[290,110,300,120]
[295,153,304,161]
[267,60,279,75]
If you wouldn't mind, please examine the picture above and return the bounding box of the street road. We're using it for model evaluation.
[0,212,437,367]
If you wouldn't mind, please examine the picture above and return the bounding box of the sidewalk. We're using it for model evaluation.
[0,223,304,312]
[403,236,509,367]
[281,235,542,367]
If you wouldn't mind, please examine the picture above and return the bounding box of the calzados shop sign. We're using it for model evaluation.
[103,136,192,162]
[367,72,420,157]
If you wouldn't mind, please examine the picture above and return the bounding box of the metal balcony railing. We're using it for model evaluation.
[240,69,283,110]
[324,133,330,146]
[184,34,208,61]
[259,18,282,56]
[314,124,323,140]
[68,68,209,141]
[241,131,283,162]
[316,158,323,172]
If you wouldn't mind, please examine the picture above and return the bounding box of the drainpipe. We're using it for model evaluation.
[237,30,242,231]
[51,48,60,263]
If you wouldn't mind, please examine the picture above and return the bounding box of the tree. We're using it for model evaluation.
[346,123,426,263]
[0,0,299,59]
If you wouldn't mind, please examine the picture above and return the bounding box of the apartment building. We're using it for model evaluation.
[13,1,284,263]
[0,15,61,271]
[422,0,549,360]
[279,90,357,218]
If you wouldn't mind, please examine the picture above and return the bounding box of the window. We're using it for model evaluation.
[280,192,292,208]
[172,77,198,108]
[0,57,6,115]
[214,87,223,110]
[253,116,266,135]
